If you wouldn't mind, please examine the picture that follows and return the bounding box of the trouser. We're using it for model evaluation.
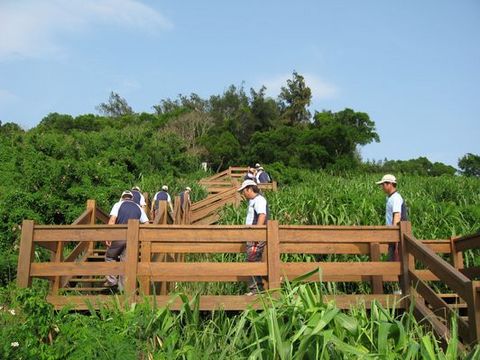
[388,243,399,262]
[105,240,126,290]
[246,241,266,292]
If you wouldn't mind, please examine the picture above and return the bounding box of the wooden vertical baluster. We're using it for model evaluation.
[124,219,140,303]
[267,220,281,291]
[17,220,35,288]
[370,242,384,294]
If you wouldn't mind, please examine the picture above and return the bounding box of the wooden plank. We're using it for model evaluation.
[465,280,480,344]
[46,294,404,311]
[71,209,93,225]
[139,241,152,295]
[94,207,111,224]
[370,243,384,294]
[450,236,464,270]
[17,220,35,287]
[51,241,65,294]
[34,227,127,242]
[63,242,90,262]
[124,219,140,299]
[460,267,480,280]
[31,262,124,277]
[410,271,469,342]
[279,227,400,243]
[405,233,470,300]
[420,240,453,253]
[412,297,452,351]
[192,213,220,225]
[454,233,480,252]
[137,262,267,278]
[150,242,245,253]
[139,226,266,243]
[280,262,401,278]
[280,243,389,254]
[267,221,281,290]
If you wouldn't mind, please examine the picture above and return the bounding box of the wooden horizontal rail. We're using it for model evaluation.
[34,227,127,242]
[45,294,404,311]
[454,233,480,252]
[31,262,124,277]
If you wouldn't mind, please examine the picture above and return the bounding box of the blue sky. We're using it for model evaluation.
[0,0,479,167]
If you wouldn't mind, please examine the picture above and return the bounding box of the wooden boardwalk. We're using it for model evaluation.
[16,167,480,347]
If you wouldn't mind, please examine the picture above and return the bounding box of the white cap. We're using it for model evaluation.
[185,186,192,191]
[162,185,168,191]
[121,190,134,198]
[376,174,397,184]
[237,179,257,192]
[132,186,141,191]
[255,163,261,168]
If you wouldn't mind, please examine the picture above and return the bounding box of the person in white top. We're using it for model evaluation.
[376,174,406,295]
[238,179,269,295]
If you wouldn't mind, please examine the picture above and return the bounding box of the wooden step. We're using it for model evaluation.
[62,287,112,293]
[86,255,106,262]
[69,278,105,283]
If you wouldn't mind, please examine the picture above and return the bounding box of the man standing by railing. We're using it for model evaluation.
[105,190,149,291]
[377,174,407,295]
[238,179,269,295]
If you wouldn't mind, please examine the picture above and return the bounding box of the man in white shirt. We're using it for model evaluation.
[238,179,269,295]
[105,190,149,290]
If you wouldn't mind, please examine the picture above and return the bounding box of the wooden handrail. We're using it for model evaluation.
[402,229,480,345]
[453,233,480,252]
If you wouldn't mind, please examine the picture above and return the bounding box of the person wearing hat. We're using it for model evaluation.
[238,179,269,295]
[376,174,407,261]
[243,166,257,182]
[131,186,147,212]
[255,166,271,184]
[104,190,149,290]
[179,186,192,210]
[152,185,173,217]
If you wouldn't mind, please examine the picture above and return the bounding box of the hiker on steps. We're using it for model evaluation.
[131,186,148,214]
[104,190,149,291]
[179,186,192,211]
[255,164,271,184]
[238,179,269,296]
[243,166,257,182]
[152,185,174,218]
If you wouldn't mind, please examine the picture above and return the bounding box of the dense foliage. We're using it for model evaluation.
[1,281,477,359]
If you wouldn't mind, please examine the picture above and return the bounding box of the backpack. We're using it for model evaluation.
[400,200,409,221]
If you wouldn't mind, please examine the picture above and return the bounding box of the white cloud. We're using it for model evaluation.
[0,0,172,60]
[259,73,338,101]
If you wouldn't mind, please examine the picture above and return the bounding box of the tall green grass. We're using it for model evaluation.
[1,281,477,359]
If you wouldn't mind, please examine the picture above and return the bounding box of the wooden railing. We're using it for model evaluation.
[19,220,408,306]
[200,166,278,193]
[401,226,480,346]
[17,217,480,346]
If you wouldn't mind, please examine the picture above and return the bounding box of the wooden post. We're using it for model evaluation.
[370,242,384,294]
[17,220,35,288]
[51,241,64,294]
[450,236,464,271]
[173,196,182,224]
[399,221,414,296]
[87,199,96,253]
[124,219,140,302]
[267,220,281,291]
[466,280,480,344]
[139,241,152,295]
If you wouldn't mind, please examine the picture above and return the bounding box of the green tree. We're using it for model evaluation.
[278,71,312,126]
[96,92,134,117]
[459,153,480,177]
